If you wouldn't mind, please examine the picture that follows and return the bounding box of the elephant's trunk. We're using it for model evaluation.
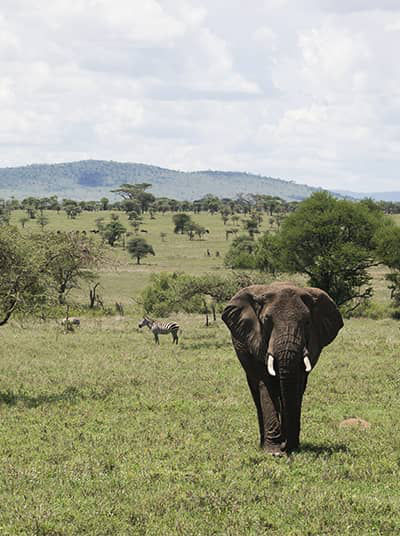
[276,348,304,453]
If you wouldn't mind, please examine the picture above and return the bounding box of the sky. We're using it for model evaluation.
[1,0,400,192]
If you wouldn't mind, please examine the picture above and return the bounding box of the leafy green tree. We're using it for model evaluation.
[101,217,127,246]
[127,237,155,264]
[220,208,231,225]
[256,192,395,307]
[100,197,109,210]
[374,224,400,314]
[44,231,104,304]
[0,227,54,325]
[172,213,192,234]
[224,234,257,269]
[63,200,81,219]
[112,183,155,213]
[129,213,143,235]
[242,216,260,239]
[254,233,282,275]
[124,199,142,216]
[25,206,36,219]
[0,201,10,225]
[36,214,49,231]
[19,216,29,229]
[200,194,221,214]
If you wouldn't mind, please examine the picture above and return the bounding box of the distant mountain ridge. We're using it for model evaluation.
[0,159,398,201]
[0,160,320,201]
[333,189,400,202]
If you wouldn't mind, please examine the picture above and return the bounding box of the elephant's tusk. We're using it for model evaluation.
[304,356,312,372]
[267,354,276,376]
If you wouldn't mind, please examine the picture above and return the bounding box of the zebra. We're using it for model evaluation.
[61,317,80,327]
[138,316,179,344]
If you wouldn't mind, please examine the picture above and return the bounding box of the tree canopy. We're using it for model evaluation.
[256,192,400,308]
[127,237,155,264]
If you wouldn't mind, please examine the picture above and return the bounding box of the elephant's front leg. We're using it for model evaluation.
[246,375,283,455]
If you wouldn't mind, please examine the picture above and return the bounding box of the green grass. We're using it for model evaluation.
[1,316,399,534]
[10,210,275,305]
[2,209,400,534]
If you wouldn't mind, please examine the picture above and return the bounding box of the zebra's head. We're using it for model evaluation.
[138,317,150,328]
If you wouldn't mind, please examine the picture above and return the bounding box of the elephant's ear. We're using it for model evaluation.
[305,287,344,348]
[222,291,263,358]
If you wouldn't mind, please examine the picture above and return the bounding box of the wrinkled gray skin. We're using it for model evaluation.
[222,282,343,456]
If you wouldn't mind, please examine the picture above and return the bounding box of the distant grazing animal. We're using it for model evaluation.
[61,317,80,327]
[140,229,148,233]
[138,316,179,344]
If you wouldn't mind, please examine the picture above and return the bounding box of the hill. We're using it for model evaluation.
[334,189,400,202]
[0,160,320,201]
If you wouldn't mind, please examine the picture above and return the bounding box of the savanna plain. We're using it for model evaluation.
[1,210,400,534]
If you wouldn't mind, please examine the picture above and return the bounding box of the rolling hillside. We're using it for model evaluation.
[0,160,319,201]
[334,189,400,202]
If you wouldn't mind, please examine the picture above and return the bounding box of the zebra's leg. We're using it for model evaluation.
[172,332,178,344]
[154,333,159,344]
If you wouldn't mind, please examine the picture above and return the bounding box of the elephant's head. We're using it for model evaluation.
[222,282,343,452]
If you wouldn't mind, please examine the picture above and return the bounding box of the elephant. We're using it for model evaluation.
[222,282,343,456]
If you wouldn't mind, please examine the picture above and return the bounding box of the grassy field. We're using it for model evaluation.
[10,209,250,305]
[1,209,399,534]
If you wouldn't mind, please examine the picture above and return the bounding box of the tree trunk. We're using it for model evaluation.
[0,299,18,326]
[89,283,100,308]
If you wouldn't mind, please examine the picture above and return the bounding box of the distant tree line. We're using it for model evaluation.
[3,184,400,320]
[0,189,298,219]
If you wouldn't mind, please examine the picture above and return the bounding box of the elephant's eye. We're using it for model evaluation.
[263,314,272,325]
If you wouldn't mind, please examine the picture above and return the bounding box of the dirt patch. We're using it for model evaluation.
[339,417,371,429]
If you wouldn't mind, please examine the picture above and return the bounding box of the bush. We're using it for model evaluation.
[141,273,203,317]
[344,300,393,320]
[140,271,273,317]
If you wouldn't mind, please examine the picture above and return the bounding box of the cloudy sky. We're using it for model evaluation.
[1,0,400,192]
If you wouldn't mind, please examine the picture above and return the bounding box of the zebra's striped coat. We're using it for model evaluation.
[138,316,179,344]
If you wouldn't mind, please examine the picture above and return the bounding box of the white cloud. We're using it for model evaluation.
[299,25,370,88]
[0,0,400,192]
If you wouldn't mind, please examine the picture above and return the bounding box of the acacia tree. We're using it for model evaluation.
[127,237,155,264]
[112,183,155,213]
[172,213,192,234]
[0,227,53,325]
[36,214,49,231]
[19,216,29,228]
[44,231,105,304]
[242,216,260,239]
[100,215,126,246]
